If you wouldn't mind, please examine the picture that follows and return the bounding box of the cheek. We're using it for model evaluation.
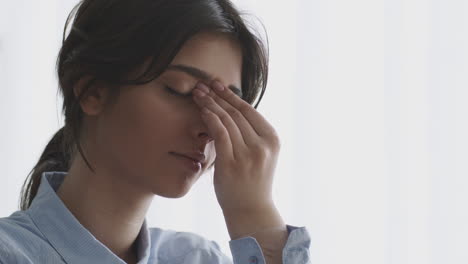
[98,93,173,159]
[132,102,177,146]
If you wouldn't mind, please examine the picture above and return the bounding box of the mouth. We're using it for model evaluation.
[170,152,205,165]
[169,152,203,172]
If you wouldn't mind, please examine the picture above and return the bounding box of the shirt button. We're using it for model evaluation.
[249,256,258,263]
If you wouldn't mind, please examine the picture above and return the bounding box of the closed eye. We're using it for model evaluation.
[164,85,192,98]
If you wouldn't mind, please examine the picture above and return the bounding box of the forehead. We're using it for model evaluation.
[168,32,242,89]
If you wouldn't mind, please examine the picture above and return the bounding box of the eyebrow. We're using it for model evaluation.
[166,64,243,97]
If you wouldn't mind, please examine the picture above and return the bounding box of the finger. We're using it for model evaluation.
[210,80,277,140]
[193,87,247,159]
[198,106,234,163]
[197,82,259,147]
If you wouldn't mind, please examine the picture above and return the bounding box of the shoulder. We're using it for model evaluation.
[0,210,45,244]
[0,211,60,263]
[147,227,232,264]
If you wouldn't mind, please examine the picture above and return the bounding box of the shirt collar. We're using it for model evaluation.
[27,171,151,264]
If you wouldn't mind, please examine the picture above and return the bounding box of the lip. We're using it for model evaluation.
[170,152,206,165]
[170,152,202,173]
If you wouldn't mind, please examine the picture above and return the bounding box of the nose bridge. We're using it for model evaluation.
[190,105,213,143]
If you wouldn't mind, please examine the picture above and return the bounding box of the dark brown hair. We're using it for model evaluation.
[20,0,269,210]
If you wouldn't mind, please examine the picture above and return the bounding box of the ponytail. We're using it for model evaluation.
[19,127,71,210]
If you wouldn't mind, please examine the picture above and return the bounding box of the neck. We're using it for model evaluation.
[56,155,153,262]
[121,242,139,264]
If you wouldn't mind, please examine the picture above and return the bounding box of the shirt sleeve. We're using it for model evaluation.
[228,224,311,264]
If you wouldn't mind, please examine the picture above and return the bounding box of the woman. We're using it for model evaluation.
[0,0,311,263]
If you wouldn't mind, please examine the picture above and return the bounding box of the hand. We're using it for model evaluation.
[192,80,281,214]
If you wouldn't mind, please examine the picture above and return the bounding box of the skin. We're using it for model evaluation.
[56,31,287,264]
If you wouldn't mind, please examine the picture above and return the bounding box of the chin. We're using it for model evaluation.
[158,192,189,199]
[154,186,192,199]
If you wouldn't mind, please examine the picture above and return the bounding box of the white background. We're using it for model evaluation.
[1,0,467,263]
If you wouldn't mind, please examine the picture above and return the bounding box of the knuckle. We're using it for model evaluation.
[206,100,216,108]
[238,103,251,113]
[268,129,281,148]
[229,108,242,118]
[218,112,230,122]
[252,144,268,158]
[272,136,281,151]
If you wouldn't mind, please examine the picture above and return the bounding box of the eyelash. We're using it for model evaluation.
[165,85,244,101]
[164,85,192,98]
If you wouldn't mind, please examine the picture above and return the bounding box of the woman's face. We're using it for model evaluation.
[89,32,242,198]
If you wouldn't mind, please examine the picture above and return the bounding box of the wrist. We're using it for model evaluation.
[223,205,285,240]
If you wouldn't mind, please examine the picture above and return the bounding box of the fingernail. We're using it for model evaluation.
[213,81,225,91]
[196,82,210,94]
[194,89,206,97]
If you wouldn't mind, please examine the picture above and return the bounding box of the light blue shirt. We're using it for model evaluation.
[0,171,311,264]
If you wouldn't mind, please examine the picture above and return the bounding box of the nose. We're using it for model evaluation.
[191,102,214,144]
